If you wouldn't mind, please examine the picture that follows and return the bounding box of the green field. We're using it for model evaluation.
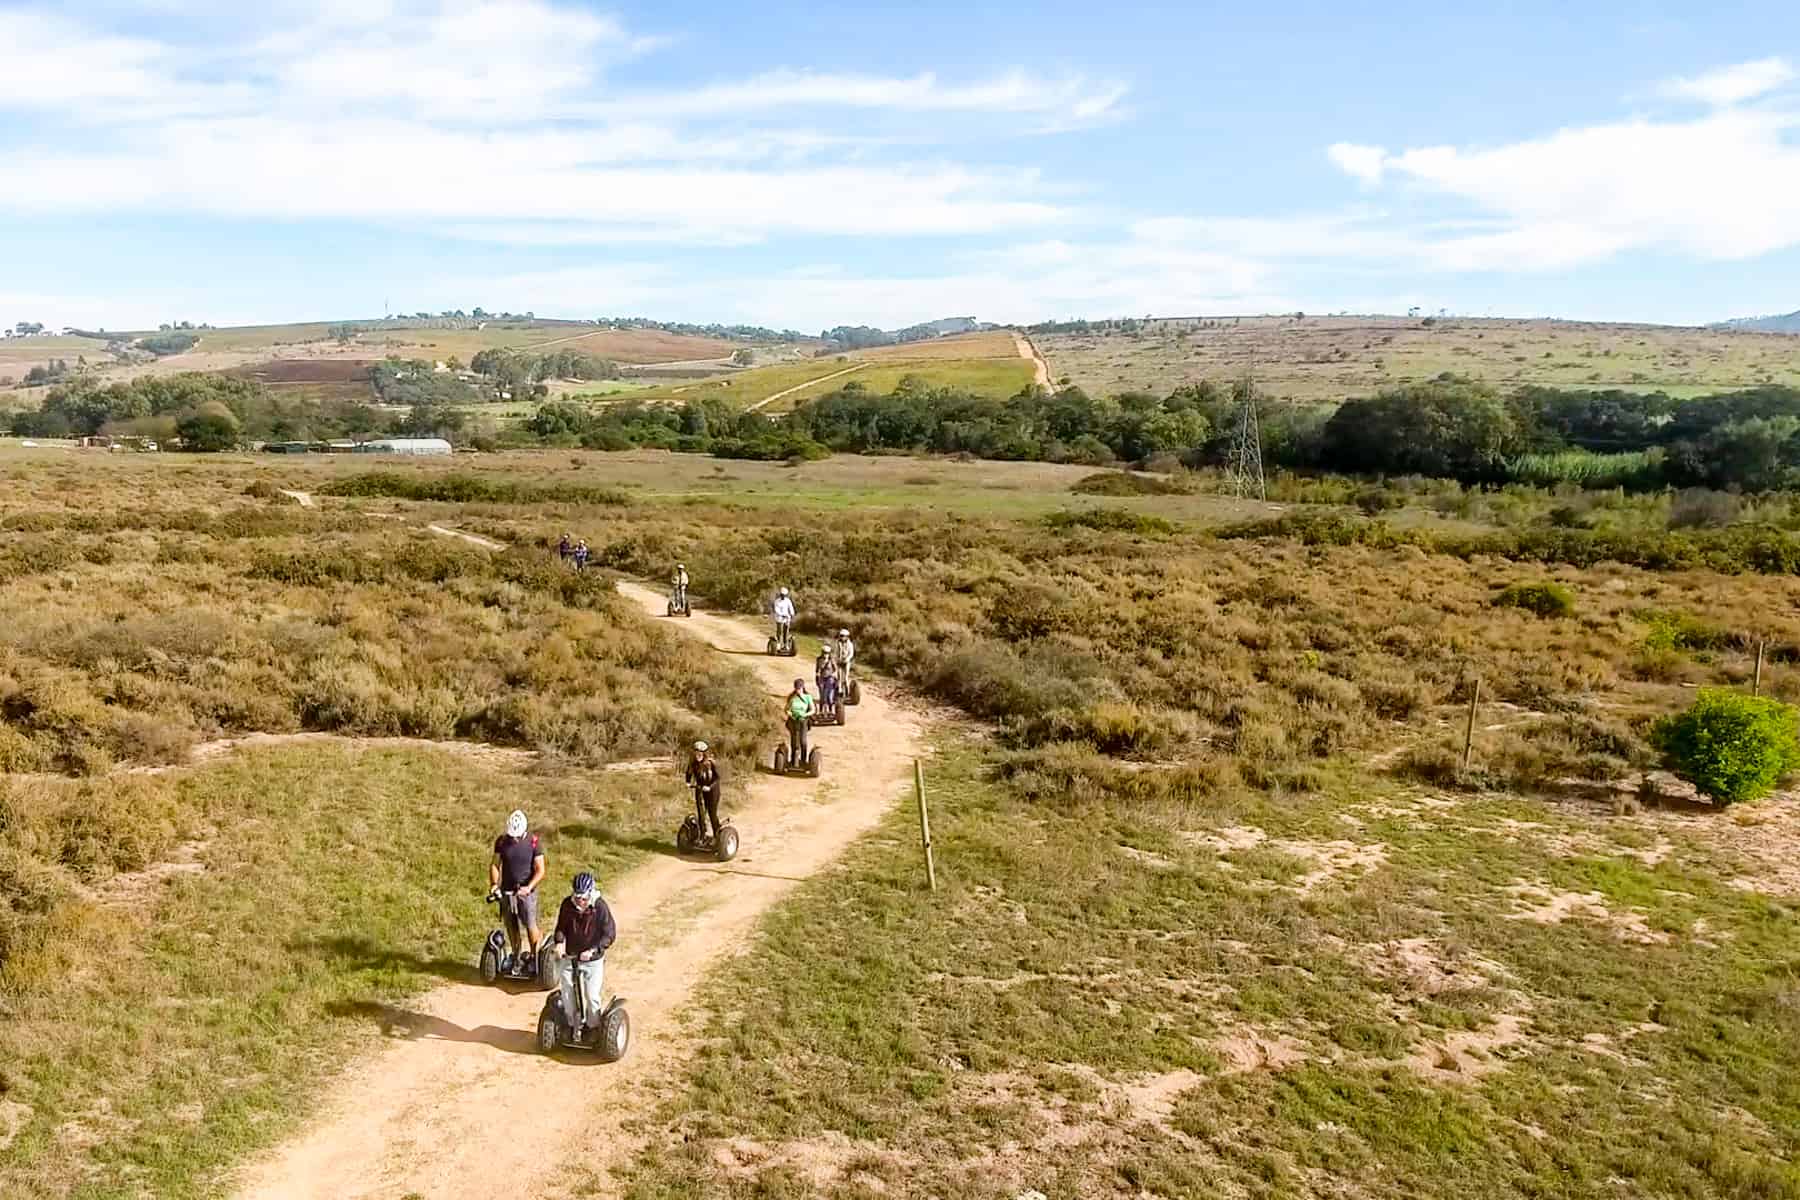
[605,338,1037,412]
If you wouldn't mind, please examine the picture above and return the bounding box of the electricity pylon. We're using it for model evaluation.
[1227,375,1266,500]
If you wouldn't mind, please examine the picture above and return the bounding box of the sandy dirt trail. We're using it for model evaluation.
[1014,331,1052,388]
[234,582,925,1199]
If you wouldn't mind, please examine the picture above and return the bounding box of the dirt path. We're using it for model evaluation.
[233,583,926,1200]
[426,523,505,550]
[1014,331,1052,389]
[745,361,867,412]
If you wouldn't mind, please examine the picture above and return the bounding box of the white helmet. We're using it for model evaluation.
[693,740,708,753]
[778,586,789,597]
[838,628,850,637]
[506,810,527,838]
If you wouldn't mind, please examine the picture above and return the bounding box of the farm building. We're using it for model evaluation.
[263,441,310,454]
[354,437,452,456]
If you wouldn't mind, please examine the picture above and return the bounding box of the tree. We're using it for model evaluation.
[176,402,241,451]
[1322,379,1516,479]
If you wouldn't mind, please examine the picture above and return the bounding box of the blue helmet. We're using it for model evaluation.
[571,872,596,901]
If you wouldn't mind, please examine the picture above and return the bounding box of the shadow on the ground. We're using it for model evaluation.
[554,822,684,860]
[289,934,482,986]
[325,1000,539,1056]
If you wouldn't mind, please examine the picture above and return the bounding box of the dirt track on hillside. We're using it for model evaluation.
[233,582,925,1200]
[1015,331,1052,388]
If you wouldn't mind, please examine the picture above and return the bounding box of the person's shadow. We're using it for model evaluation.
[324,1000,538,1055]
[554,821,683,860]
[288,934,477,984]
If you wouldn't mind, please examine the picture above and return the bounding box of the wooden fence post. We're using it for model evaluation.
[1461,677,1482,771]
[914,758,936,892]
[1754,639,1766,697]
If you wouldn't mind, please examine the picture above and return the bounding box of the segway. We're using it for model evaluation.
[676,812,740,861]
[817,676,846,726]
[772,719,822,777]
[843,665,862,706]
[666,588,692,618]
[536,952,629,1062]
[676,780,740,861]
[479,891,557,990]
[766,624,797,657]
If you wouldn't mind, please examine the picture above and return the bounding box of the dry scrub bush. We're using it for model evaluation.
[0,485,766,774]
[567,496,1798,806]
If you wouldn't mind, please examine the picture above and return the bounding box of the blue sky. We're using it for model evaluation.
[2,0,1797,331]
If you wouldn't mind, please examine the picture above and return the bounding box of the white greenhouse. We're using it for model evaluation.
[354,438,453,456]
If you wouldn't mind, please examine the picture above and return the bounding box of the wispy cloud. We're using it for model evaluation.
[1658,57,1794,107]
[1322,97,1800,269]
[0,2,1113,246]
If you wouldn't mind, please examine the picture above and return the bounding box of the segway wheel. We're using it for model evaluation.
[773,746,789,773]
[535,946,558,992]
[783,642,797,657]
[676,816,698,854]
[766,637,777,655]
[715,824,739,863]
[681,605,693,618]
[536,1004,560,1054]
[479,946,499,985]
[666,601,676,616]
[848,680,862,706]
[598,1002,630,1063]
[807,749,821,778]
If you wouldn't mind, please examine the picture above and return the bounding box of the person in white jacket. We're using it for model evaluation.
[772,586,796,648]
[833,628,855,681]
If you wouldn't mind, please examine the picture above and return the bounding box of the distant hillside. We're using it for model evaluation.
[817,316,995,352]
[1712,311,1800,334]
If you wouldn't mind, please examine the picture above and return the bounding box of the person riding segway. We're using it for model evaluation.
[773,678,820,776]
[678,741,738,861]
[537,872,629,1060]
[668,562,692,617]
[481,810,554,988]
[768,587,796,656]
[834,628,860,705]
[815,645,843,725]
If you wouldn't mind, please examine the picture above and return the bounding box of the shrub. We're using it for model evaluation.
[1042,508,1175,536]
[1639,609,1735,653]
[1070,471,1185,497]
[1493,581,1575,618]
[1353,486,1404,515]
[1650,689,1800,804]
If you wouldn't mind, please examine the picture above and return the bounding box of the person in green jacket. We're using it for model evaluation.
[785,677,815,765]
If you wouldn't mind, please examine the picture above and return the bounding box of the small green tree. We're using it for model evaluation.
[1493,581,1575,618]
[1651,689,1800,804]
[175,402,241,451]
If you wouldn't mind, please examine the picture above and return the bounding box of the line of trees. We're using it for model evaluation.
[8,371,470,448]
[469,348,618,392]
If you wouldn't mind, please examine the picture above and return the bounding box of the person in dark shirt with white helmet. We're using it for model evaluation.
[486,809,546,972]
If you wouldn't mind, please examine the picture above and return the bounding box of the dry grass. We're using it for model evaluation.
[1040,315,1800,401]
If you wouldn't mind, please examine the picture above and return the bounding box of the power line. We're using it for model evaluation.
[1227,374,1266,500]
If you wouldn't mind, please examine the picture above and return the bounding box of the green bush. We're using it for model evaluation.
[1651,689,1800,804]
[1070,471,1185,496]
[1493,581,1575,618]
[1042,508,1175,536]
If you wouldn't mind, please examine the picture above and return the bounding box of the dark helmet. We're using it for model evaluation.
[571,872,596,901]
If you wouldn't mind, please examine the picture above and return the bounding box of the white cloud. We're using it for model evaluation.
[0,3,1111,246]
[1327,142,1387,185]
[599,68,1127,122]
[1658,57,1794,106]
